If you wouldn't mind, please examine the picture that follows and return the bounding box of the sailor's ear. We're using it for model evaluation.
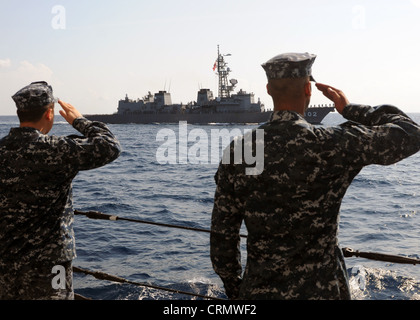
[45,106,54,121]
[266,83,271,96]
[304,80,312,97]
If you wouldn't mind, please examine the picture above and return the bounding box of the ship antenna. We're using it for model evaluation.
[216,45,234,99]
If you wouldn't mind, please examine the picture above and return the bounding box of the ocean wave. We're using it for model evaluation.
[349,265,420,300]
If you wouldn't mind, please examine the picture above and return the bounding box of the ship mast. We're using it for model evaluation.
[216,45,237,99]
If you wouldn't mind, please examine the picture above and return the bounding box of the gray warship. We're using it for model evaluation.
[85,46,335,125]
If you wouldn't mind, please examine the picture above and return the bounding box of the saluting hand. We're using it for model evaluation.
[58,100,83,125]
[315,83,350,114]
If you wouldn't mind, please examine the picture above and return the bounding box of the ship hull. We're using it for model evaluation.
[85,107,334,125]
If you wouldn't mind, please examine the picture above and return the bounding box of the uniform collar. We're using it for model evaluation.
[269,110,306,123]
[9,126,43,137]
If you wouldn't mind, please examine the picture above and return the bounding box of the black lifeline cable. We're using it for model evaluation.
[73,266,225,300]
[75,210,420,265]
[74,210,248,238]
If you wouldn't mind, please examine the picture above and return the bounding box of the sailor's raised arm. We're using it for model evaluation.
[58,100,83,125]
[55,100,121,171]
[315,83,349,114]
[316,84,420,166]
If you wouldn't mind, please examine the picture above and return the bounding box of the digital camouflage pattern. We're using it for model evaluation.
[211,104,420,300]
[0,117,121,299]
[12,81,57,111]
[261,52,317,81]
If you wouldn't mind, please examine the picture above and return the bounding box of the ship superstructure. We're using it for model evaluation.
[117,46,264,116]
[86,46,334,124]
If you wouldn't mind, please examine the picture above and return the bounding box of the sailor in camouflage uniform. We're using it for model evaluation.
[210,53,420,299]
[0,82,121,299]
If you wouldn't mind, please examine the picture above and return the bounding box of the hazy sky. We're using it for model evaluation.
[0,0,419,115]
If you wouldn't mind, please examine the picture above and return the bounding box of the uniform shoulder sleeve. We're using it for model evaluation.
[337,104,420,166]
[62,117,121,170]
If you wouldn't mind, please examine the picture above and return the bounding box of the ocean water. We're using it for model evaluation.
[0,112,419,301]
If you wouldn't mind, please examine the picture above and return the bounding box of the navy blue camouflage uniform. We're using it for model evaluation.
[0,82,121,299]
[210,54,420,300]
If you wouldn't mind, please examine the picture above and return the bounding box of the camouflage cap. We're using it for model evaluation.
[261,52,317,81]
[12,81,57,111]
